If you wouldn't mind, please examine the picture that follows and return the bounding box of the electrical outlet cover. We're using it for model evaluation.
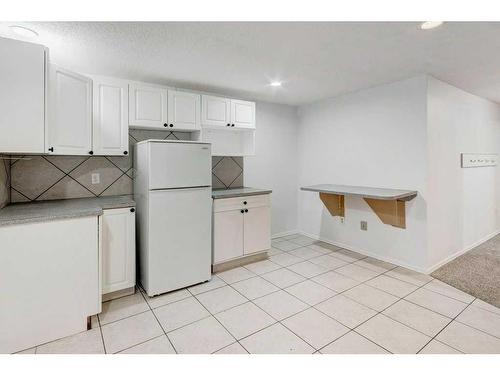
[91,173,100,184]
[360,221,367,231]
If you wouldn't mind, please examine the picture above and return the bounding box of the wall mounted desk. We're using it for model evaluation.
[301,184,418,229]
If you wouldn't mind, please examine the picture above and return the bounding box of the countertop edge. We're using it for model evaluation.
[300,186,418,200]
[0,196,136,227]
[212,189,273,199]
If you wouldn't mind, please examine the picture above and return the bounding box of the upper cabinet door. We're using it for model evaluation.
[93,77,129,156]
[201,95,231,128]
[129,83,168,129]
[47,65,92,155]
[167,90,200,131]
[231,99,255,129]
[0,37,46,154]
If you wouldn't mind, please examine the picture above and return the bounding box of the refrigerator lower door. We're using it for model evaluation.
[149,142,211,189]
[145,186,212,296]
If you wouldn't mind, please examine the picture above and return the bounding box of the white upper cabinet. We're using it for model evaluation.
[47,64,93,155]
[93,77,129,156]
[129,83,168,129]
[0,37,46,154]
[201,95,231,128]
[201,96,255,129]
[167,90,201,131]
[231,99,255,129]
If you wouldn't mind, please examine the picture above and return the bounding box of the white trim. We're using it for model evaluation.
[425,229,500,274]
[300,228,500,275]
[272,229,298,239]
[299,231,429,274]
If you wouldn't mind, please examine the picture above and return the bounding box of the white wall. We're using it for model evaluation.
[297,76,429,271]
[426,77,500,270]
[244,102,299,237]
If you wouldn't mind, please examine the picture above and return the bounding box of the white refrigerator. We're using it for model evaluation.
[134,140,212,297]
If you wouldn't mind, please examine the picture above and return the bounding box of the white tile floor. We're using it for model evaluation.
[19,234,500,354]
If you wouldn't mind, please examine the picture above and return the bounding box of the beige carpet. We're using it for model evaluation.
[432,234,500,308]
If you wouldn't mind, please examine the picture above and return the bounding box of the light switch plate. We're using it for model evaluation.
[360,221,367,231]
[461,153,497,168]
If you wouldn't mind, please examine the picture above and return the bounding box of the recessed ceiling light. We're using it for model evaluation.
[269,81,282,87]
[9,25,39,39]
[420,21,444,30]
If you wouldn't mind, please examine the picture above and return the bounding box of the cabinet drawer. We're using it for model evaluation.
[213,194,270,213]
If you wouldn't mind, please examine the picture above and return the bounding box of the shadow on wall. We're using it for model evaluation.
[7,129,244,203]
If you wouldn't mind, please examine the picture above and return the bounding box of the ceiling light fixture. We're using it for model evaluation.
[420,21,444,30]
[269,81,282,87]
[9,25,39,38]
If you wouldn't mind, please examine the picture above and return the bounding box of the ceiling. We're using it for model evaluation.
[1,22,500,105]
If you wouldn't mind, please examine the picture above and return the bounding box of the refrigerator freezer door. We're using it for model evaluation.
[149,142,211,189]
[145,187,212,295]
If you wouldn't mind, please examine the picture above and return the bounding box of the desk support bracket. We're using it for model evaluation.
[363,198,406,229]
[319,192,345,217]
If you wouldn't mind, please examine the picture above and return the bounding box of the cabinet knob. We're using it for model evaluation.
[123,151,128,155]
[245,209,248,213]
[48,147,54,152]
[130,208,135,213]
[231,124,235,127]
[164,123,168,127]
[240,209,244,213]
[89,151,94,155]
[227,123,230,127]
[243,201,247,205]
[169,124,174,128]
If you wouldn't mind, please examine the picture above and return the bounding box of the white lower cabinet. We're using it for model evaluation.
[213,209,244,263]
[101,207,136,295]
[213,194,271,264]
[243,205,271,255]
[0,217,100,354]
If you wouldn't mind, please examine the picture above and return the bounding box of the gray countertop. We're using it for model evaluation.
[301,184,417,200]
[212,187,272,199]
[0,195,136,227]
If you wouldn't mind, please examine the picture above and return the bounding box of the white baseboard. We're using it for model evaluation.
[425,229,500,274]
[300,229,500,275]
[272,229,298,239]
[299,231,429,274]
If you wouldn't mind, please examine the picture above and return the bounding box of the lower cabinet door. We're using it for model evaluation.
[102,208,136,294]
[243,206,271,255]
[213,209,244,263]
[0,216,99,354]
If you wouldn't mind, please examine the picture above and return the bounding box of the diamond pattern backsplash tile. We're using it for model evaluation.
[0,158,10,208]
[8,130,243,203]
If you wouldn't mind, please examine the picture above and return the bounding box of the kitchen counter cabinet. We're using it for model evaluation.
[212,192,271,268]
[0,216,100,354]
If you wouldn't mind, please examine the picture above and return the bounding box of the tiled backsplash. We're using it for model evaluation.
[0,158,10,208]
[7,129,243,203]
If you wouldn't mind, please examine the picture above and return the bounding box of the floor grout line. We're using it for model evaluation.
[33,234,497,354]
